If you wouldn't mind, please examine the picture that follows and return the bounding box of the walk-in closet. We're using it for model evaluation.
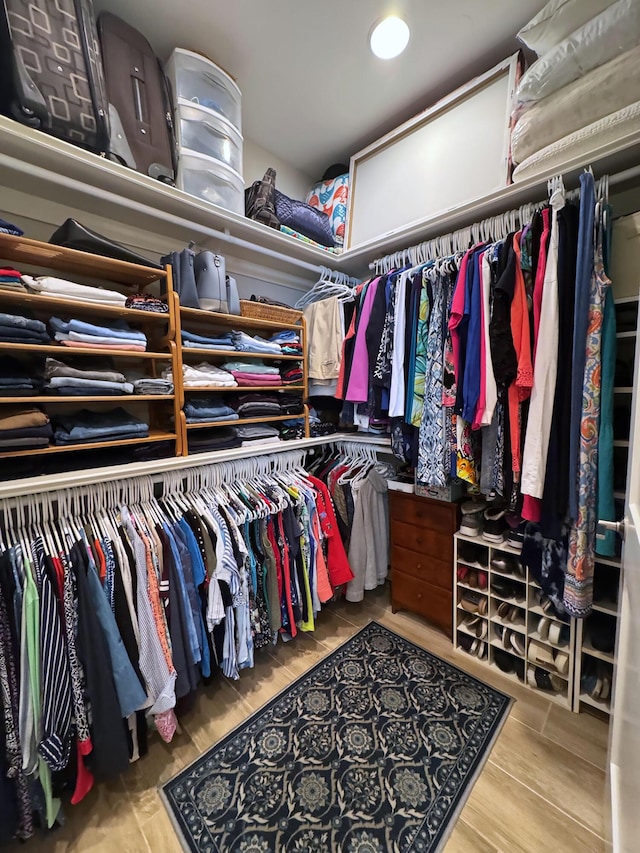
[0,1,639,851]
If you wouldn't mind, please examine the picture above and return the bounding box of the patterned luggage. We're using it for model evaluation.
[0,0,110,154]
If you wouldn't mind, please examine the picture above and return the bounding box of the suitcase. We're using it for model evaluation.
[0,0,110,153]
[97,12,176,184]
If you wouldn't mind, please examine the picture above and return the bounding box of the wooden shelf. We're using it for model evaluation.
[0,233,165,286]
[0,395,174,403]
[579,692,611,714]
[592,598,619,617]
[181,306,302,332]
[0,342,171,359]
[182,385,304,392]
[0,431,176,459]
[186,413,301,430]
[581,638,615,664]
[0,288,170,323]
[181,347,301,360]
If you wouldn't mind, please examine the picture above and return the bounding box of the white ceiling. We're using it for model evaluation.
[95,0,545,179]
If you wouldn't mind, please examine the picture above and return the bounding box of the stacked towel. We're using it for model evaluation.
[0,268,26,292]
[22,275,127,306]
[0,312,50,344]
[163,363,237,388]
[0,407,52,450]
[181,329,235,350]
[184,397,238,424]
[49,317,147,352]
[52,407,149,445]
[0,356,44,396]
[231,330,282,355]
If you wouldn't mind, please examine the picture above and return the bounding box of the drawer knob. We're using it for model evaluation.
[416,537,423,545]
[416,563,422,569]
[417,592,423,599]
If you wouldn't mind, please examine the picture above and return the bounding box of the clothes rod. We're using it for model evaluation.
[0,153,341,281]
[368,162,640,271]
[0,434,391,500]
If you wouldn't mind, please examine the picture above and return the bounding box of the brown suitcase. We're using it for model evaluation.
[97,12,176,184]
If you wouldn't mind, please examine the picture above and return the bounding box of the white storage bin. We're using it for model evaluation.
[178,150,244,214]
[166,48,241,132]
[176,101,243,175]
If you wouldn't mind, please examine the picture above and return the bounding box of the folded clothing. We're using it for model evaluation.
[0,219,23,237]
[50,316,147,346]
[0,355,44,395]
[231,371,283,385]
[45,376,133,395]
[125,293,169,313]
[235,424,280,441]
[184,397,237,423]
[0,406,52,450]
[169,362,238,388]
[0,267,26,292]
[181,329,234,347]
[22,274,127,306]
[278,394,305,415]
[0,406,50,431]
[269,330,300,344]
[241,436,281,447]
[280,364,303,384]
[44,357,126,384]
[0,312,50,344]
[231,330,282,355]
[132,378,174,395]
[52,407,148,445]
[221,360,280,375]
[188,427,242,452]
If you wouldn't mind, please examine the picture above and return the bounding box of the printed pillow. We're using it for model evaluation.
[306,173,349,248]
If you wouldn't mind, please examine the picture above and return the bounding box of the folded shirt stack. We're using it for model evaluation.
[270,329,303,356]
[0,406,52,451]
[221,360,280,375]
[49,317,147,352]
[43,356,133,395]
[52,407,149,445]
[132,377,174,395]
[278,393,305,415]
[280,363,303,385]
[22,274,127,307]
[181,329,235,350]
[231,330,282,355]
[188,426,242,453]
[125,293,169,313]
[235,393,282,418]
[236,424,281,446]
[0,312,50,344]
[0,356,44,396]
[231,371,282,387]
[163,362,237,388]
[0,267,26,292]
[184,396,238,424]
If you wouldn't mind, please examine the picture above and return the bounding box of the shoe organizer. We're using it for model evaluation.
[166,48,242,132]
[176,102,243,174]
[178,152,244,214]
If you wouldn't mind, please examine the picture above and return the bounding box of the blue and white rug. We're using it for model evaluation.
[162,621,512,853]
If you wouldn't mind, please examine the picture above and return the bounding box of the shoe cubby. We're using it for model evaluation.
[454,532,576,710]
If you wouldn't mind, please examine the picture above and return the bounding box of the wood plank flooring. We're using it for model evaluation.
[10,584,611,853]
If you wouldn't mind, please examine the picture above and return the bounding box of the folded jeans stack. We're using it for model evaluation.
[0,312,50,344]
[125,294,169,313]
[0,406,52,450]
[231,330,282,355]
[167,362,237,388]
[52,407,149,445]
[44,355,133,395]
[187,426,242,453]
[184,397,238,424]
[0,267,26,292]
[181,329,235,351]
[22,275,127,307]
[0,355,44,396]
[49,317,147,352]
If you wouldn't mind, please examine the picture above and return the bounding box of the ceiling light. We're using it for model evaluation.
[370,16,410,60]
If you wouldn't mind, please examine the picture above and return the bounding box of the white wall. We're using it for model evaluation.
[243,137,315,202]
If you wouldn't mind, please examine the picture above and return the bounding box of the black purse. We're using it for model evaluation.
[244,167,280,229]
[274,190,335,247]
[49,218,162,268]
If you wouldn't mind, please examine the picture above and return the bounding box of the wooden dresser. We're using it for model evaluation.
[389,491,460,637]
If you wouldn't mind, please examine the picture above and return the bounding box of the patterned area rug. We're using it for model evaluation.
[162,622,512,853]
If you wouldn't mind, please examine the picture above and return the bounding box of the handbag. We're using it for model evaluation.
[50,218,163,269]
[226,275,240,315]
[244,167,280,229]
[161,248,199,308]
[194,251,227,312]
[274,190,335,248]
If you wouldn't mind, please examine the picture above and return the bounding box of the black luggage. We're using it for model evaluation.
[97,12,176,184]
[0,0,110,154]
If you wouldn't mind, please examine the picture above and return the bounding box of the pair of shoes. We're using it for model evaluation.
[535,590,562,619]
[491,576,520,599]
[495,624,525,656]
[528,666,566,693]
[460,590,488,615]
[493,648,526,681]
[587,613,616,655]
[491,554,526,579]
[457,540,488,568]
[529,639,570,675]
[461,613,488,639]
[482,506,509,543]
[459,500,487,537]
[458,565,488,589]
[497,601,522,623]
[581,658,613,702]
[506,521,526,551]
[458,632,487,659]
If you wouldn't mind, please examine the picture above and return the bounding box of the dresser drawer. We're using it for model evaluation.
[390,520,453,560]
[389,491,456,532]
[390,545,452,591]
[391,569,452,635]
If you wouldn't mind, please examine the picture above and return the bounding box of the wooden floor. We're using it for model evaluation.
[11,584,612,853]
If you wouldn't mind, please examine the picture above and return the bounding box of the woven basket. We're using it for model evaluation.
[240,299,303,325]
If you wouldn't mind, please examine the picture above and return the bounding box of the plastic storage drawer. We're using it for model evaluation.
[166,48,241,132]
[178,150,244,214]
[176,102,243,174]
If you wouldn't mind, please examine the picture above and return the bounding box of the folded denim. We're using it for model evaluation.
[22,275,127,305]
[53,430,148,445]
[181,329,234,346]
[184,401,236,419]
[47,376,133,393]
[269,330,299,343]
[46,386,127,397]
[55,331,146,348]
[237,405,281,416]
[221,361,280,375]
[0,326,50,343]
[50,317,147,343]
[0,312,48,334]
[44,358,126,384]
[0,424,53,440]
[53,407,148,441]
[183,341,236,351]
[231,331,282,354]
[186,413,239,424]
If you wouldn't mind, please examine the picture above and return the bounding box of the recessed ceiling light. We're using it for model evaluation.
[370,16,410,60]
